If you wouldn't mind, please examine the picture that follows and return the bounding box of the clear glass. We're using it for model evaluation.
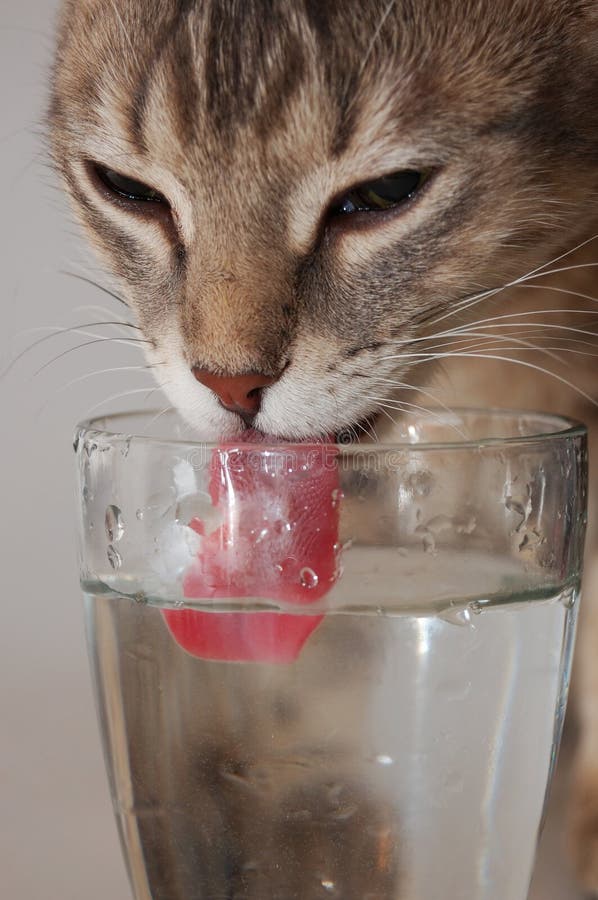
[75,408,587,900]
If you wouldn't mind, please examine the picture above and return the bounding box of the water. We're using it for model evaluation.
[84,579,577,900]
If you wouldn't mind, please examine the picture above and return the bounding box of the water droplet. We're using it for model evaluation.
[254,527,269,544]
[82,485,90,503]
[320,879,336,893]
[519,530,543,552]
[85,440,97,458]
[375,754,394,766]
[407,470,434,497]
[442,771,464,793]
[561,587,577,609]
[469,600,482,615]
[456,513,477,535]
[107,544,122,570]
[441,679,472,701]
[300,567,319,589]
[331,488,342,508]
[439,605,474,627]
[425,514,453,536]
[421,531,436,554]
[173,598,185,609]
[136,508,144,521]
[121,436,132,458]
[105,505,125,542]
[73,432,81,453]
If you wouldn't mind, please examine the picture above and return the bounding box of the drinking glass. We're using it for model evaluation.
[75,408,587,900]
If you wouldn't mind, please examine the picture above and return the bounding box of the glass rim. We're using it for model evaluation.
[75,407,586,454]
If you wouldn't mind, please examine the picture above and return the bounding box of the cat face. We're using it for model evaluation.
[51,0,598,439]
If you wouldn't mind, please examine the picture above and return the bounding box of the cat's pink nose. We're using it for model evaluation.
[192,368,276,416]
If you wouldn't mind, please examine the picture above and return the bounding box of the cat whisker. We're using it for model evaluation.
[517,230,598,280]
[2,323,150,378]
[52,363,160,393]
[447,309,598,329]
[143,405,176,434]
[424,232,598,330]
[81,384,167,421]
[35,365,161,418]
[403,351,598,407]
[383,311,598,356]
[511,283,598,305]
[73,304,140,333]
[437,327,598,351]
[61,270,129,308]
[365,396,468,437]
[418,330,567,363]
[369,376,465,422]
[514,262,598,284]
[356,0,398,81]
[32,336,153,377]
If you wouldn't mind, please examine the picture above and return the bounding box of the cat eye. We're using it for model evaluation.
[329,170,425,217]
[92,164,168,205]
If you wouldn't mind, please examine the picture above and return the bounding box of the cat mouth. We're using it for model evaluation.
[235,414,381,445]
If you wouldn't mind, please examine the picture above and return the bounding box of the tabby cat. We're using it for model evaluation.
[50,0,598,893]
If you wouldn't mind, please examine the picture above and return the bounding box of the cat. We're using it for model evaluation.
[50,0,598,894]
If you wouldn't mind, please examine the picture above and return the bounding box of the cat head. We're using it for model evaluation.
[50,0,598,439]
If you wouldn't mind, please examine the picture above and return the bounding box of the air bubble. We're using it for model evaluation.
[105,505,125,542]
[299,567,319,590]
[136,509,145,521]
[107,545,122,570]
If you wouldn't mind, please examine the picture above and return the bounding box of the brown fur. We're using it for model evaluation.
[51,0,598,891]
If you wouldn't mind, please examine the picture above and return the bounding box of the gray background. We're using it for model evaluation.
[0,2,585,897]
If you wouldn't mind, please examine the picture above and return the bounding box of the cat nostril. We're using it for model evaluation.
[191,367,277,416]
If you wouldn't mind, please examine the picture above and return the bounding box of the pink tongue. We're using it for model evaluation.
[162,439,340,663]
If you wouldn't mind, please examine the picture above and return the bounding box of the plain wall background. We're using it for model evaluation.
[0,2,585,898]
[1,2,133,897]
